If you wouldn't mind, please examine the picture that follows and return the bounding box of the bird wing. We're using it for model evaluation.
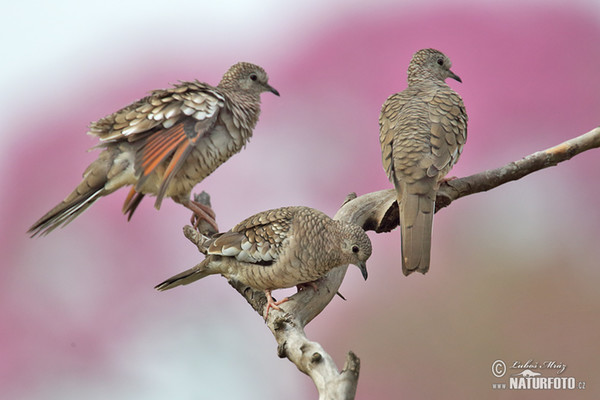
[379,90,414,181]
[88,81,225,142]
[427,88,467,177]
[89,81,227,207]
[206,207,297,264]
[382,86,467,188]
[425,88,468,179]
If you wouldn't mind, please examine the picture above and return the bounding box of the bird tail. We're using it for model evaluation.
[399,192,435,275]
[28,183,107,237]
[154,259,213,291]
[28,152,116,237]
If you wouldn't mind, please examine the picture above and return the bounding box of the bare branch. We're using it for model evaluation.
[184,126,600,399]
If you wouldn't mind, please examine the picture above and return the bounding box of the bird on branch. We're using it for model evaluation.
[379,48,468,275]
[29,62,279,237]
[155,206,372,319]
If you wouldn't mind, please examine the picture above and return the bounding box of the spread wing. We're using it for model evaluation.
[206,207,298,264]
[89,81,226,207]
[88,80,225,142]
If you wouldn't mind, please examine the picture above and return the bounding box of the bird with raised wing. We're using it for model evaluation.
[29,62,279,236]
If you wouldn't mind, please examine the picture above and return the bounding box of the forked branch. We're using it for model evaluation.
[184,126,600,400]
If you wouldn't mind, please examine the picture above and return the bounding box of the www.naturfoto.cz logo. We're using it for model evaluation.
[491,359,586,391]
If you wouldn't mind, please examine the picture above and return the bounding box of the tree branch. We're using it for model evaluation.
[438,126,600,205]
[184,126,600,399]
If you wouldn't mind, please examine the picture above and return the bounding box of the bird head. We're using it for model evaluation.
[408,48,462,84]
[340,224,372,280]
[220,62,280,96]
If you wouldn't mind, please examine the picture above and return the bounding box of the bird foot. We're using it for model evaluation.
[439,175,458,183]
[264,290,289,320]
[185,200,219,233]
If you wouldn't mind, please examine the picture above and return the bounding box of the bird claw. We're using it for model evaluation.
[264,290,289,320]
[264,282,320,320]
[190,212,219,232]
[439,175,458,183]
[186,200,219,233]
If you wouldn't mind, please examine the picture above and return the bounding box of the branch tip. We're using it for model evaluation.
[342,351,361,375]
[341,192,358,207]
[183,225,199,244]
[192,190,212,207]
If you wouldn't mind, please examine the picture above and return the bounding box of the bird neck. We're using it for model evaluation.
[407,70,446,87]
[222,89,262,130]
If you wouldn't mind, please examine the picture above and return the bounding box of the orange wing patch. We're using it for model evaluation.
[154,136,197,207]
[138,122,188,179]
[121,120,192,219]
[135,117,216,209]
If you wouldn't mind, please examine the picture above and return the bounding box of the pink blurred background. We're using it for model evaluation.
[3,1,600,398]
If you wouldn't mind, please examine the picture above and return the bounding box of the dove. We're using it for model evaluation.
[29,62,279,236]
[155,206,372,318]
[379,49,467,275]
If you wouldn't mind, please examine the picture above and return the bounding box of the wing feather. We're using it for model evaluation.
[206,207,299,264]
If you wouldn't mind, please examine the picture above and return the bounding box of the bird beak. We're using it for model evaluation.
[357,261,368,281]
[265,84,280,96]
[448,70,462,83]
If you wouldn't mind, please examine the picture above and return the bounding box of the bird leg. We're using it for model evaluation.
[439,176,458,184]
[182,199,219,232]
[264,290,289,320]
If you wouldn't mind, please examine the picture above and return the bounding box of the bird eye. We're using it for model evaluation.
[352,245,359,253]
[437,58,444,66]
[250,73,258,81]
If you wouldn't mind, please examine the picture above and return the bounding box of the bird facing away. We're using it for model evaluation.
[28,62,279,237]
[155,206,372,318]
[379,49,468,275]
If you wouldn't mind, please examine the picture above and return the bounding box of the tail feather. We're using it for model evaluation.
[28,186,105,237]
[155,260,213,291]
[28,147,124,237]
[122,187,146,221]
[399,192,435,275]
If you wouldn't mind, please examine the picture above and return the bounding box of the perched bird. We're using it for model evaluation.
[379,49,468,275]
[155,206,372,318]
[28,62,279,237]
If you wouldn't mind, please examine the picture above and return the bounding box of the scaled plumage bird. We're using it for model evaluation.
[29,62,279,236]
[155,206,372,318]
[379,49,468,275]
